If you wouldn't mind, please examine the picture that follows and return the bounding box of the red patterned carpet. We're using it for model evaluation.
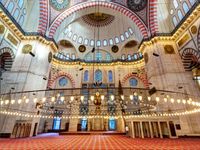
[0,134,200,150]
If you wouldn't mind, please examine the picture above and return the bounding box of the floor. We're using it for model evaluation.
[0,133,200,150]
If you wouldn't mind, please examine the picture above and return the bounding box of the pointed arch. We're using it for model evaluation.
[48,1,149,38]
[48,71,75,88]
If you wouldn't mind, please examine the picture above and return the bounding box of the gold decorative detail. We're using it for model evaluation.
[48,52,53,63]
[111,45,119,53]
[178,34,190,47]
[191,25,197,34]
[59,40,73,48]
[144,53,148,63]
[22,44,33,54]
[0,25,5,34]
[164,45,175,54]
[7,33,18,46]
[124,40,138,48]
[79,45,86,53]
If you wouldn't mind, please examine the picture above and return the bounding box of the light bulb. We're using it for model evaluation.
[90,96,94,101]
[42,98,46,103]
[70,96,74,101]
[60,96,65,101]
[134,92,137,96]
[25,98,29,103]
[120,95,124,100]
[33,98,37,103]
[148,97,151,101]
[110,95,114,101]
[0,101,3,105]
[164,98,167,102]
[177,99,181,103]
[130,95,133,100]
[51,97,55,102]
[80,96,84,101]
[170,98,174,103]
[156,97,160,102]
[138,96,142,101]
[18,99,22,104]
[11,100,15,104]
[182,99,186,104]
[5,100,9,105]
[101,95,104,100]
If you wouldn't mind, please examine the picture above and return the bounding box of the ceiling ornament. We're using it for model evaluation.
[127,0,147,12]
[82,13,115,27]
[50,0,69,11]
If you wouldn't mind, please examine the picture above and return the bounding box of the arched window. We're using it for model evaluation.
[129,78,138,87]
[13,9,20,20]
[183,2,189,14]
[7,2,14,13]
[19,15,24,25]
[106,53,111,61]
[178,10,184,20]
[172,16,178,26]
[109,118,116,130]
[121,54,125,60]
[173,0,178,9]
[53,117,61,130]
[71,54,76,60]
[96,52,102,61]
[108,70,113,82]
[18,0,24,8]
[59,77,68,87]
[189,0,196,5]
[84,70,89,82]
[95,70,102,82]
[127,54,131,60]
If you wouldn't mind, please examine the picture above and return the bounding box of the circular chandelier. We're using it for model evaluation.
[1,87,200,120]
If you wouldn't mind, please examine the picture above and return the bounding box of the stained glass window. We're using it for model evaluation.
[96,52,102,61]
[13,9,20,20]
[18,0,24,8]
[183,2,189,14]
[172,16,178,26]
[59,77,68,87]
[53,117,61,130]
[109,118,116,130]
[81,118,87,131]
[108,70,113,82]
[7,2,14,13]
[84,70,89,82]
[95,70,102,82]
[129,78,138,87]
[178,10,183,20]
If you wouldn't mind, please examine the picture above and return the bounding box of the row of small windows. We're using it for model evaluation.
[1,0,26,26]
[55,52,76,60]
[83,70,113,83]
[85,52,112,61]
[121,53,143,61]
[64,27,134,47]
[172,0,196,27]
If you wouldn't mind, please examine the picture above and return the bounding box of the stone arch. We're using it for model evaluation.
[181,48,200,71]
[122,73,149,88]
[48,1,149,38]
[0,47,15,71]
[48,71,75,88]
[0,47,15,59]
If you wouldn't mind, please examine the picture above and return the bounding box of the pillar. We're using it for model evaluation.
[140,121,144,138]
[131,121,135,138]
[158,122,163,138]
[149,121,153,138]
